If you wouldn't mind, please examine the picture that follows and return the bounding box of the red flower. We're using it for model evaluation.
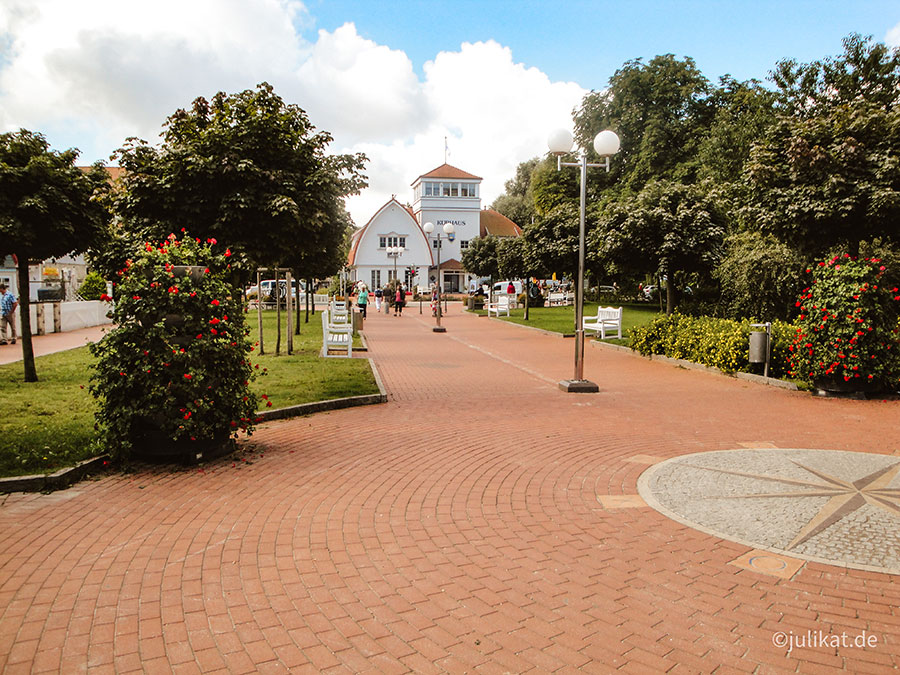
[100,293,112,302]
[184,374,192,379]
[209,318,220,325]
[224,248,232,257]
[207,238,217,245]
[211,299,220,306]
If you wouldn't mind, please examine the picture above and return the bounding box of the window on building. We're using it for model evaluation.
[388,269,397,282]
[379,236,386,249]
[424,183,433,197]
[442,183,451,197]
[371,270,381,289]
[432,239,442,249]
[399,237,406,248]
[450,183,458,196]
[460,240,469,250]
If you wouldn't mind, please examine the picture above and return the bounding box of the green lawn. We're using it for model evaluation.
[0,309,377,477]
[477,302,661,340]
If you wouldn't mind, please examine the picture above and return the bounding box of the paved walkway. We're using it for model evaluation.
[1,305,899,673]
[0,325,109,365]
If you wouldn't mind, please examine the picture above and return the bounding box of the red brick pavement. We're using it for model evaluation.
[2,304,899,673]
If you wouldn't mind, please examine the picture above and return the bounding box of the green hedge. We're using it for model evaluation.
[628,313,796,378]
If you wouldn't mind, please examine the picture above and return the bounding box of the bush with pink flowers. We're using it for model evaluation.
[90,234,259,462]
[788,255,900,391]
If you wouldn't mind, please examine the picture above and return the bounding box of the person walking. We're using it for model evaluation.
[374,286,382,312]
[357,285,369,319]
[0,283,18,345]
[394,285,405,316]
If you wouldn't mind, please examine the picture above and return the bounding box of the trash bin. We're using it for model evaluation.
[749,331,768,364]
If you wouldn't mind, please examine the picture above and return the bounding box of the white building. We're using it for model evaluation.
[348,164,521,293]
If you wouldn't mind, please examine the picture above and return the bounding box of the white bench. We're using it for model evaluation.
[486,295,513,317]
[321,310,353,358]
[329,300,350,324]
[548,291,574,306]
[583,306,623,339]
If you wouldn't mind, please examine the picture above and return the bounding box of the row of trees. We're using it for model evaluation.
[469,34,900,319]
[0,83,366,381]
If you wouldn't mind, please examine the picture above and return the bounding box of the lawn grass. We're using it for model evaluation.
[0,308,378,477]
[477,302,661,339]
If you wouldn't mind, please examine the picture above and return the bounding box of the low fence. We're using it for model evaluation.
[28,300,112,335]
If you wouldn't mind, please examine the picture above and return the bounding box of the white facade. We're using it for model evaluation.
[349,164,486,294]
[349,200,434,293]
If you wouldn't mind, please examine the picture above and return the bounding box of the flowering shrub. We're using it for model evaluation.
[629,313,796,378]
[90,234,260,462]
[788,256,900,389]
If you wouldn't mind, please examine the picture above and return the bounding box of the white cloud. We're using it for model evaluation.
[0,1,586,226]
[887,21,900,48]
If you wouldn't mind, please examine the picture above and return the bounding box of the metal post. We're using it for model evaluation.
[434,234,445,332]
[256,269,264,355]
[285,270,293,354]
[274,268,281,355]
[574,153,587,381]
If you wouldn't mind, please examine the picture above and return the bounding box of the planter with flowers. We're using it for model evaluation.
[788,255,900,396]
[90,234,260,463]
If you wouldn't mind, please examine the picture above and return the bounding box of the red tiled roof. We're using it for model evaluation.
[78,166,124,182]
[414,164,482,182]
[432,258,465,271]
[479,209,522,237]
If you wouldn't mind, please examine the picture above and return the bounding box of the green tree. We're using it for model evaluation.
[107,83,367,280]
[573,54,713,192]
[744,35,900,256]
[0,129,109,381]
[461,235,500,281]
[697,77,778,184]
[590,180,725,314]
[713,231,803,321]
[521,203,581,282]
[490,157,540,227]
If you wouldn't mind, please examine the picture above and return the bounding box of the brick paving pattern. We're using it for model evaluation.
[1,305,899,672]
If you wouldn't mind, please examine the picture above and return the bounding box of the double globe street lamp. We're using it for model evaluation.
[422,221,454,333]
[547,128,620,393]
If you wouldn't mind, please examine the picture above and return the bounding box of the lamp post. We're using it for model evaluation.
[548,128,620,393]
[422,221,454,333]
[387,245,404,284]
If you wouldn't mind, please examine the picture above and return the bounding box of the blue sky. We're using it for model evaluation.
[305,0,900,88]
[1,0,898,225]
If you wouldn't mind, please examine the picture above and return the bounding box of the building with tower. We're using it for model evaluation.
[347,163,521,293]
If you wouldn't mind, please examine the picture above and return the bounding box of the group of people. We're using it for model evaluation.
[0,283,18,345]
[353,283,408,318]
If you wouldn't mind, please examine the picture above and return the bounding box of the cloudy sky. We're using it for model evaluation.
[1,0,898,226]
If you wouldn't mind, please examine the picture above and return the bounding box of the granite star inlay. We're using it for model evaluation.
[637,449,900,574]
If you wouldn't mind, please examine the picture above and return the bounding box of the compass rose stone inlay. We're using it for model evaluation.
[636,449,900,574]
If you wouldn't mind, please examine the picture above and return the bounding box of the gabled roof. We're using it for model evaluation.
[413,163,482,184]
[432,258,465,271]
[347,198,433,266]
[479,209,522,238]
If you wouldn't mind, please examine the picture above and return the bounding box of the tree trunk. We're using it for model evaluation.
[294,280,301,335]
[666,278,679,316]
[17,256,37,382]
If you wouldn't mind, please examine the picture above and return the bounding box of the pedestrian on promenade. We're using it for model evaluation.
[394,285,405,316]
[374,286,382,312]
[0,283,17,345]
[357,284,369,318]
[507,281,515,295]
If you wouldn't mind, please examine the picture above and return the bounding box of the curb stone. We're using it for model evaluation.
[1,357,387,494]
[0,455,110,494]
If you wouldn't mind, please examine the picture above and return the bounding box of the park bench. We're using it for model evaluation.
[486,295,513,317]
[583,306,623,339]
[330,300,350,324]
[548,291,574,306]
[321,309,353,358]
